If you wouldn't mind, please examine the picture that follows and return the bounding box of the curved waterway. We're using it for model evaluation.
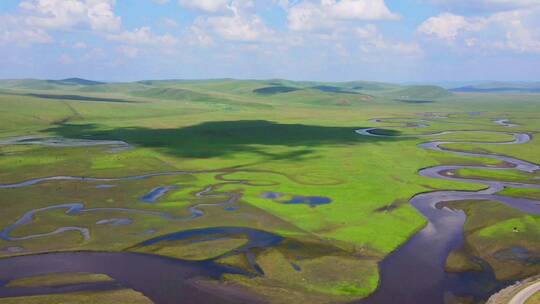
[0,181,248,242]
[0,251,261,304]
[1,116,539,303]
[0,136,132,152]
[356,117,540,304]
[0,228,279,303]
[0,203,173,242]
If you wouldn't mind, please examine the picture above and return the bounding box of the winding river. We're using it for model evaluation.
[356,117,540,304]
[0,115,539,303]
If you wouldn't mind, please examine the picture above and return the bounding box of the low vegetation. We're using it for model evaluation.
[0,78,538,303]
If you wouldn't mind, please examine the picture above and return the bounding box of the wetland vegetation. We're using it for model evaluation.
[0,78,538,304]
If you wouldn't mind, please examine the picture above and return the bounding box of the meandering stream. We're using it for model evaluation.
[356,117,540,304]
[0,116,539,303]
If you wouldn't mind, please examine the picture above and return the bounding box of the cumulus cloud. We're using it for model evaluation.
[163,17,178,28]
[118,45,140,58]
[273,0,292,10]
[288,0,399,31]
[59,53,74,64]
[355,24,422,56]
[178,0,229,13]
[73,41,88,49]
[107,27,179,47]
[427,0,540,14]
[0,14,53,46]
[202,14,273,42]
[418,8,540,53]
[186,1,275,43]
[1,0,122,48]
[19,0,121,31]
[418,13,485,42]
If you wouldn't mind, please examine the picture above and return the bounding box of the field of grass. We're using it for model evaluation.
[0,272,151,304]
[6,273,114,288]
[446,201,540,280]
[0,79,539,302]
[0,290,152,304]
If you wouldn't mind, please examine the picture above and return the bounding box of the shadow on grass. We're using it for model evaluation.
[0,91,136,103]
[394,99,434,104]
[46,120,403,159]
[25,93,136,103]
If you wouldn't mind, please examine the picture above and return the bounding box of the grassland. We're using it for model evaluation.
[0,290,152,304]
[0,78,539,303]
[6,273,114,288]
[1,272,151,304]
[446,200,540,280]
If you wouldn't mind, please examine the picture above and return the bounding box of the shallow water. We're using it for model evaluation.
[140,227,284,259]
[494,119,518,128]
[1,115,539,303]
[140,186,178,203]
[0,203,174,242]
[356,116,540,304]
[96,218,133,226]
[283,196,332,207]
[0,136,132,152]
[261,192,332,207]
[0,252,255,304]
[260,191,283,199]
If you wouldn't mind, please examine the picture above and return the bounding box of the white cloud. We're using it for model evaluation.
[187,24,215,46]
[59,54,74,64]
[19,0,121,31]
[418,8,540,53]
[0,14,53,46]
[418,13,485,42]
[273,0,291,10]
[153,0,170,4]
[205,14,273,41]
[73,41,88,49]
[163,17,178,28]
[83,47,105,60]
[178,0,229,13]
[107,27,179,47]
[355,24,422,56]
[118,45,140,58]
[288,0,398,32]
[488,9,540,53]
[428,0,540,13]
[187,1,275,43]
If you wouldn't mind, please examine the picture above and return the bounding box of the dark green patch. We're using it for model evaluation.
[47,120,402,159]
[253,86,301,95]
[131,87,215,101]
[46,78,105,86]
[369,129,401,136]
[25,93,135,103]
[395,99,434,104]
[311,86,360,95]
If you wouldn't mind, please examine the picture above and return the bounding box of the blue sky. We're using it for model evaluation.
[1,0,539,82]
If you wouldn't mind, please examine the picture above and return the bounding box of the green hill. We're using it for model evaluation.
[450,82,540,93]
[387,85,452,100]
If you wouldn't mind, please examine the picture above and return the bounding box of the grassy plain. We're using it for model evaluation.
[0,79,539,302]
[446,201,540,280]
[6,272,113,288]
[0,290,152,304]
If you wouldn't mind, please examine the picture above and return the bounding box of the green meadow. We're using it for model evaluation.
[0,78,539,302]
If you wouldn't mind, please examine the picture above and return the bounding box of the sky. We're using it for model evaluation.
[1,0,540,82]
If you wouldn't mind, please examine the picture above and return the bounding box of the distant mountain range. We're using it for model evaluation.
[46,78,105,86]
[1,78,539,107]
[0,78,454,101]
[449,82,540,93]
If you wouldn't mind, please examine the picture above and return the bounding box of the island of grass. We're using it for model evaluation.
[0,78,539,303]
[6,272,114,288]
